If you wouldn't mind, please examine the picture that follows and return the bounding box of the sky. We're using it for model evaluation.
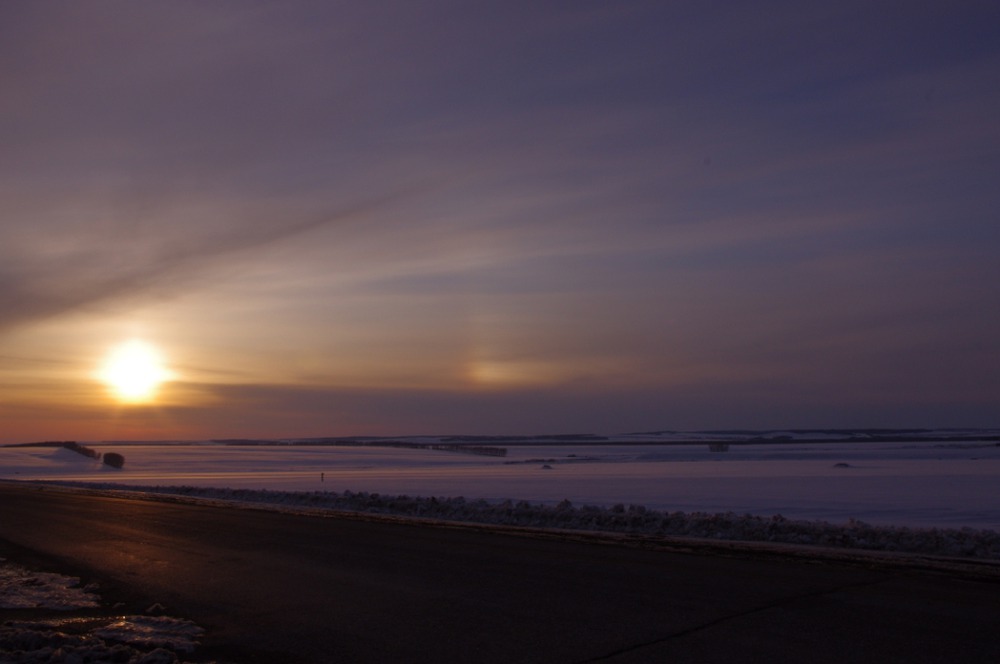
[2,1,999,442]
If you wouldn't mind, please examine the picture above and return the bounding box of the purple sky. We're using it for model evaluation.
[2,2,998,441]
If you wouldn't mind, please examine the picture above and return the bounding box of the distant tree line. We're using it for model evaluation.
[3,439,125,468]
[352,441,507,457]
[441,434,608,443]
[62,441,100,459]
[6,440,79,448]
[429,444,507,457]
[62,441,126,467]
[343,440,508,457]
[215,439,507,456]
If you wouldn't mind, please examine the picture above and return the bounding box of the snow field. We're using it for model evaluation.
[2,439,1000,559]
[3,440,999,528]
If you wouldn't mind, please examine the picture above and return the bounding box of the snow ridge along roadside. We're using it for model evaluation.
[23,481,1000,564]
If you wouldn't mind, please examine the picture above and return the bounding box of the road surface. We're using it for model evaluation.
[0,482,998,663]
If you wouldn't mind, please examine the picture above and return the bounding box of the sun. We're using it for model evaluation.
[98,339,173,403]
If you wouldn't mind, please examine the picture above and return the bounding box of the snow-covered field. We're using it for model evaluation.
[3,437,999,532]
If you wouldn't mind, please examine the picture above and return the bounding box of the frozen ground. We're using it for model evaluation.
[0,558,204,663]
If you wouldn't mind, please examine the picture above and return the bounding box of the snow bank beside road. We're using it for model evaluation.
[0,559,205,663]
[0,616,203,664]
[40,482,1000,561]
[0,559,98,610]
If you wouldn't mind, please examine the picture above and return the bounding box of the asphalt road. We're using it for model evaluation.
[0,483,998,663]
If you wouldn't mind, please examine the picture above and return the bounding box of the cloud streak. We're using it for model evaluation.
[0,192,409,333]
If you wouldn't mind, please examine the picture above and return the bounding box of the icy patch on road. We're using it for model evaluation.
[0,560,99,610]
[0,560,207,662]
[1,618,202,664]
[95,616,203,653]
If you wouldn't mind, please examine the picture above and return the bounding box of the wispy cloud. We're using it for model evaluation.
[0,192,408,333]
[2,2,999,438]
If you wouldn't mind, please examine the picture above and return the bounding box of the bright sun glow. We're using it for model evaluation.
[98,339,172,403]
